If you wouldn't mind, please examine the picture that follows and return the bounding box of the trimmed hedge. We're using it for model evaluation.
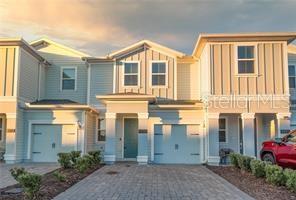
[229,153,240,168]
[250,159,268,178]
[265,164,286,186]
[237,154,254,172]
[284,169,296,192]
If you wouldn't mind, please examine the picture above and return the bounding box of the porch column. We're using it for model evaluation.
[4,113,17,164]
[104,112,116,164]
[208,113,220,165]
[241,113,256,157]
[276,113,291,138]
[137,113,149,164]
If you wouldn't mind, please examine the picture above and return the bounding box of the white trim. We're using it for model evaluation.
[105,112,116,119]
[95,117,106,144]
[122,61,140,88]
[13,47,20,97]
[207,113,220,119]
[234,43,258,77]
[241,113,255,119]
[27,120,78,159]
[104,155,116,163]
[60,66,77,91]
[173,56,177,100]
[276,112,291,120]
[218,117,228,144]
[137,155,148,164]
[113,61,116,93]
[138,113,149,119]
[6,113,16,118]
[149,60,168,88]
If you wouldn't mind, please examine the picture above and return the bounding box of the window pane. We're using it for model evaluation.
[219,119,226,129]
[124,75,138,86]
[238,46,254,59]
[98,130,106,141]
[289,77,296,89]
[289,65,295,76]
[238,61,254,73]
[219,131,226,142]
[0,118,2,128]
[125,63,138,74]
[62,79,75,90]
[152,62,166,73]
[62,69,75,79]
[0,130,2,141]
[152,75,166,86]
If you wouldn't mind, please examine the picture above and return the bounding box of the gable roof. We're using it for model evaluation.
[108,39,185,59]
[192,32,296,58]
[30,38,90,57]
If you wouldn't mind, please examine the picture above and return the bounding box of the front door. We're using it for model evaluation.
[124,118,138,158]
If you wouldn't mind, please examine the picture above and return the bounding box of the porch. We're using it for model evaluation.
[207,112,291,165]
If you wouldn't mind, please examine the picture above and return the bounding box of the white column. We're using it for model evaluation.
[137,113,149,164]
[104,112,116,164]
[276,113,291,138]
[4,113,17,163]
[241,113,256,157]
[207,113,220,165]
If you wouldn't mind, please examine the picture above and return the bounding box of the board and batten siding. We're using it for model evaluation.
[89,63,114,108]
[0,47,17,96]
[209,42,288,95]
[18,48,40,101]
[177,62,199,100]
[115,48,175,100]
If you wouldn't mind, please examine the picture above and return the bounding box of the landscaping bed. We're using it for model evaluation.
[0,164,102,200]
[0,150,103,200]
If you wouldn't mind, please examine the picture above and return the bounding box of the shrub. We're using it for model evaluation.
[250,160,268,178]
[10,168,42,200]
[229,153,240,168]
[88,150,101,164]
[284,169,296,192]
[265,164,286,186]
[57,153,72,169]
[75,155,93,173]
[10,167,26,180]
[70,151,81,165]
[53,171,66,182]
[237,155,253,172]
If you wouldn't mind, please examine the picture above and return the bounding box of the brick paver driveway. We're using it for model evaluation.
[0,162,59,189]
[55,163,253,200]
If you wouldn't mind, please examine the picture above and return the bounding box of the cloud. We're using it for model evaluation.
[0,0,296,56]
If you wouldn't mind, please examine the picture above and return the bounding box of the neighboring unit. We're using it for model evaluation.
[0,33,296,165]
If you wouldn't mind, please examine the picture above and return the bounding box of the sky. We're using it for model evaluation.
[0,0,296,56]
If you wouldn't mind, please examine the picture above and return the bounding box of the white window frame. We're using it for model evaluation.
[289,64,296,90]
[122,61,140,88]
[150,60,168,88]
[235,44,258,77]
[95,117,106,143]
[219,117,228,143]
[60,66,77,91]
[0,117,3,141]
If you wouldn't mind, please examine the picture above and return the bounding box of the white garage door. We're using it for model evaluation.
[154,124,201,164]
[31,124,77,162]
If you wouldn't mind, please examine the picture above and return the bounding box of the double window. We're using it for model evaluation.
[0,117,3,141]
[237,46,255,74]
[123,62,139,87]
[151,61,167,87]
[289,65,296,89]
[61,67,76,90]
[219,118,227,143]
[96,118,106,142]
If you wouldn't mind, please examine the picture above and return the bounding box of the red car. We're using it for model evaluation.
[260,130,296,168]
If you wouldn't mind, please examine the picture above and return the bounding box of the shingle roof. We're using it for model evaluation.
[30,99,82,105]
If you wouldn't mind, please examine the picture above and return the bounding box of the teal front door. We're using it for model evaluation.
[124,118,138,158]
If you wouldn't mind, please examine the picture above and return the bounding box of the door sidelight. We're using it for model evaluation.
[52,143,56,149]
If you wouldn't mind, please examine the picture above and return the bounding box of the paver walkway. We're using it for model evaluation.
[55,163,254,200]
[0,162,59,189]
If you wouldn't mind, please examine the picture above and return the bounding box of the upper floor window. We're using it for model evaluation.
[237,46,255,74]
[0,117,3,141]
[151,61,167,87]
[289,65,296,89]
[123,62,139,87]
[61,67,76,90]
[219,118,227,143]
[96,118,106,142]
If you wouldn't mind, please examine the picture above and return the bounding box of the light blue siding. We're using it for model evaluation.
[45,64,87,103]
[89,63,113,107]
[219,115,239,153]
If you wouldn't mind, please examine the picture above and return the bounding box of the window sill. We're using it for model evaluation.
[234,73,258,77]
[151,86,168,89]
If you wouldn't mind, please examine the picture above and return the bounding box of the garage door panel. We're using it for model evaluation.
[154,124,201,164]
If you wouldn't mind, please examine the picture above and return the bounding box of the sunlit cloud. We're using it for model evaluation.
[0,0,295,56]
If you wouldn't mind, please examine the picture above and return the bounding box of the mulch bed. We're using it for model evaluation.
[207,165,296,200]
[0,164,103,200]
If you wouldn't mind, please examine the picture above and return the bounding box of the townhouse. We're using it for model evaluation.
[0,32,296,165]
